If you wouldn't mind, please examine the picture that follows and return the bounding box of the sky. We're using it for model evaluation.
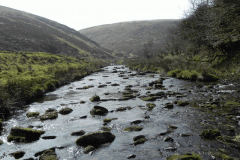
[1,0,191,31]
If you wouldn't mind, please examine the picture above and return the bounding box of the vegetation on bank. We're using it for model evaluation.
[121,0,240,81]
[0,51,108,118]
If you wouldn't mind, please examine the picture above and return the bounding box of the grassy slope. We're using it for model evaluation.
[0,6,113,59]
[0,51,107,113]
[80,20,179,57]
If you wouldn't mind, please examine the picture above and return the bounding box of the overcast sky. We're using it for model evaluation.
[1,0,191,31]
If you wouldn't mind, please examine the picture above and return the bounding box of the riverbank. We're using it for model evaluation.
[0,51,109,119]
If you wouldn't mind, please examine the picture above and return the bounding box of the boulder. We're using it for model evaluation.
[76,131,115,147]
[90,106,108,116]
[7,127,45,142]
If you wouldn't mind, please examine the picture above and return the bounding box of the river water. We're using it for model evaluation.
[0,65,239,159]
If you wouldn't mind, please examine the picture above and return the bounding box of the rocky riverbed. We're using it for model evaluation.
[0,65,240,159]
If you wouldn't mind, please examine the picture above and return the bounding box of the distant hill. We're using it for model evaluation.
[80,20,180,58]
[0,6,113,59]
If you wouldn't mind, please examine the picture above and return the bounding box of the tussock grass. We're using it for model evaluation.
[0,51,108,113]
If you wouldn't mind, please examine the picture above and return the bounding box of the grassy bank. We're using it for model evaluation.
[122,54,240,81]
[0,51,108,118]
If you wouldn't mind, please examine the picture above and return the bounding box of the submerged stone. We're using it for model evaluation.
[75,131,115,147]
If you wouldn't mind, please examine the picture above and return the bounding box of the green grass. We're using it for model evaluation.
[0,51,108,111]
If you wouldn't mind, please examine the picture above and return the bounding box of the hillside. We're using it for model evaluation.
[80,20,180,58]
[0,6,112,59]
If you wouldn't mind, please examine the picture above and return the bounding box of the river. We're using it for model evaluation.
[0,65,239,159]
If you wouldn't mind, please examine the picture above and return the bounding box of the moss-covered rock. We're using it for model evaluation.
[146,103,156,111]
[177,101,190,107]
[103,118,112,123]
[40,111,58,121]
[214,153,235,160]
[26,112,40,118]
[9,151,25,159]
[0,140,3,145]
[140,96,156,101]
[7,127,45,142]
[80,101,86,104]
[59,107,73,115]
[133,135,147,145]
[200,129,221,140]
[39,148,58,160]
[75,131,115,147]
[83,145,95,154]
[165,103,174,109]
[90,95,100,102]
[90,106,108,116]
[124,126,143,132]
[166,153,202,160]
[101,127,112,131]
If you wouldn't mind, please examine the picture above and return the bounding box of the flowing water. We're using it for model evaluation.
[0,65,240,159]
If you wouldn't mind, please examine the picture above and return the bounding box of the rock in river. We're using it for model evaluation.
[90,106,108,116]
[7,127,45,142]
[75,131,115,147]
[59,107,73,115]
